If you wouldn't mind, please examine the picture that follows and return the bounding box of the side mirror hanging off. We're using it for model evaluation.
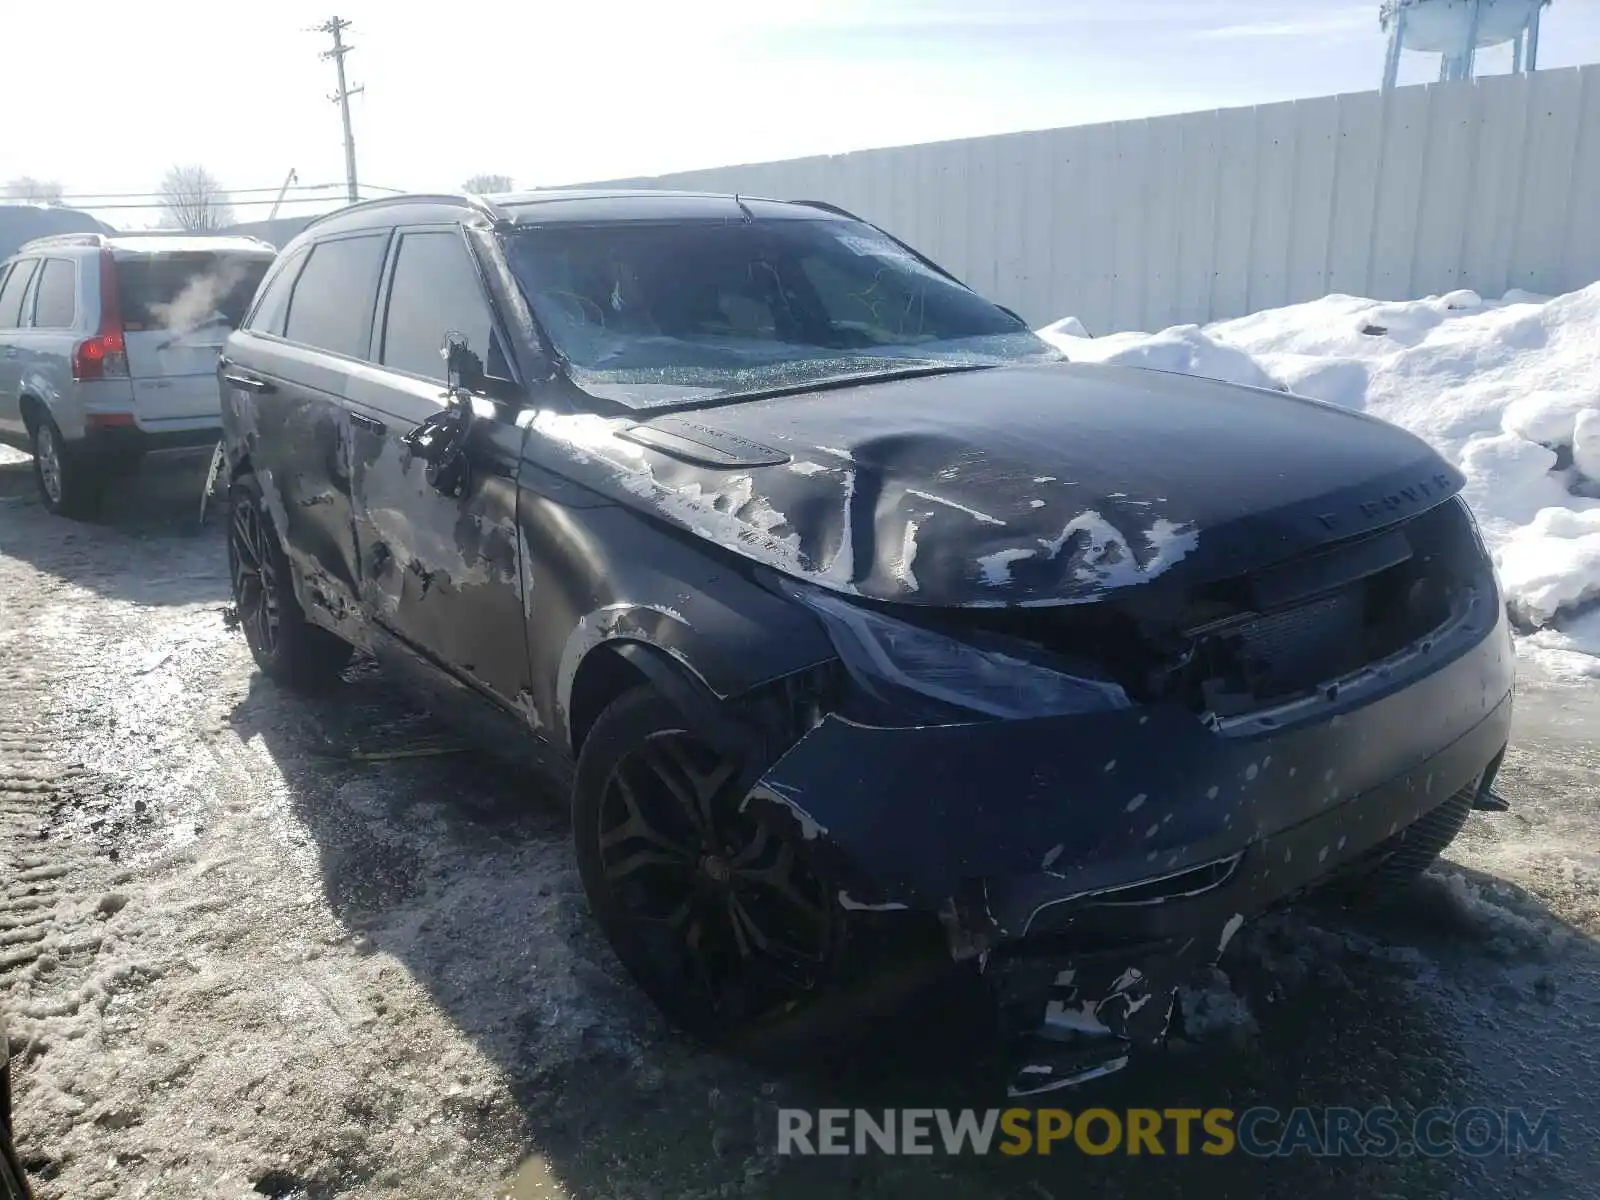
[399,332,484,498]
[443,331,487,400]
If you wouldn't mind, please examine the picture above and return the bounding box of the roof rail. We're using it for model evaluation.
[16,232,107,252]
[16,229,280,255]
[296,192,505,238]
[787,198,865,222]
[108,229,277,245]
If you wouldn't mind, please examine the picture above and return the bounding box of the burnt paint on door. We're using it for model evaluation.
[347,369,532,712]
[236,339,365,628]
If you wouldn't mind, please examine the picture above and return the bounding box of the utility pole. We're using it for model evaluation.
[315,17,363,204]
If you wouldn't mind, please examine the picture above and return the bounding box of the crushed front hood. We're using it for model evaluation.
[529,362,1463,607]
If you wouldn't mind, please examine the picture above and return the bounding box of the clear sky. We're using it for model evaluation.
[6,0,1600,228]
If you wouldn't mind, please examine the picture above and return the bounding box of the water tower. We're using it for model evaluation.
[1381,0,1552,90]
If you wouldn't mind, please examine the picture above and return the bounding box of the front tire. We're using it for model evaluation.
[1318,788,1474,908]
[228,473,353,691]
[30,413,105,518]
[573,685,846,1050]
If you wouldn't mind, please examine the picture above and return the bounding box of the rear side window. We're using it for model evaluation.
[116,253,272,335]
[32,259,77,329]
[0,260,39,330]
[244,247,306,337]
[283,234,389,359]
[380,231,497,381]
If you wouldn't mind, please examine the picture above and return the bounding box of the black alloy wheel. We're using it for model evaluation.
[229,489,282,661]
[226,474,352,690]
[575,687,841,1042]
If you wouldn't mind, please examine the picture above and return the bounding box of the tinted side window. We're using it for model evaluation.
[245,247,307,337]
[282,234,388,358]
[380,232,496,381]
[32,259,77,329]
[0,261,39,330]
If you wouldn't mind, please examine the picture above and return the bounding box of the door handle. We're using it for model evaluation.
[223,371,274,394]
[349,412,387,435]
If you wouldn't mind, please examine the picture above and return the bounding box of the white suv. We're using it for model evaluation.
[0,232,275,516]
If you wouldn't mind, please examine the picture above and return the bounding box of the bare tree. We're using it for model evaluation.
[4,177,65,206]
[462,173,514,195]
[158,165,237,232]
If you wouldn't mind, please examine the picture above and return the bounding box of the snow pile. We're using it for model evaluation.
[1043,321,1284,392]
[1040,283,1600,676]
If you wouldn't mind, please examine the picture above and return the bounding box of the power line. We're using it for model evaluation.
[315,16,363,205]
[53,182,356,201]
[31,183,414,213]
[70,194,374,213]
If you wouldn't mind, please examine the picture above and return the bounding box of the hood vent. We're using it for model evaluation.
[618,414,790,469]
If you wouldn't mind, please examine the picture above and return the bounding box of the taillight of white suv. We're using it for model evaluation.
[71,249,130,381]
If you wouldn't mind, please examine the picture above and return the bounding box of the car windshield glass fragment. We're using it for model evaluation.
[500,217,1061,407]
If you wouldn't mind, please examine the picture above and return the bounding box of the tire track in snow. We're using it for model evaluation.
[0,551,115,1173]
[0,488,198,1195]
[1,475,555,1199]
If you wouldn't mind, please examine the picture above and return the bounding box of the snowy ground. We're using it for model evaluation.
[1040,281,1600,679]
[2,347,1599,1197]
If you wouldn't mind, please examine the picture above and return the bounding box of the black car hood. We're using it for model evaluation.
[529,362,1463,607]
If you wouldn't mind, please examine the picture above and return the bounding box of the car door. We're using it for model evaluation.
[0,260,39,439]
[222,233,388,634]
[346,225,532,711]
[15,257,81,425]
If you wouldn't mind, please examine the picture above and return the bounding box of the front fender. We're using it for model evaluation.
[556,603,718,742]
[520,495,837,751]
[554,596,836,754]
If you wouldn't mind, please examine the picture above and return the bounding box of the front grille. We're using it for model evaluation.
[1228,588,1367,697]
[961,496,1488,716]
[1183,498,1483,712]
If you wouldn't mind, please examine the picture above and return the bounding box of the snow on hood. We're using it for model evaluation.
[1039,281,1600,676]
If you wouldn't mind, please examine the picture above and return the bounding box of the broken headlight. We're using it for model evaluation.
[789,584,1132,723]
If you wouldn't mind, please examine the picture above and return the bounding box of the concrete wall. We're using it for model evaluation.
[591,65,1600,332]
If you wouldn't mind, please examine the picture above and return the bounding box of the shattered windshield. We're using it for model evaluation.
[500,217,1061,407]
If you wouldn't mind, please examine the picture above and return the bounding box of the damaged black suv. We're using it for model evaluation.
[218,190,1514,1094]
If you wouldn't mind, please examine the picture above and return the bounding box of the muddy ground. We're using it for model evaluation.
[1,447,1597,1200]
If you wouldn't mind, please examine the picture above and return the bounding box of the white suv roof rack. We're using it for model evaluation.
[14,231,276,254]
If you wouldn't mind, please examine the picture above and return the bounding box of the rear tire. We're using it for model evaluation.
[1318,788,1474,908]
[227,472,353,691]
[29,412,105,518]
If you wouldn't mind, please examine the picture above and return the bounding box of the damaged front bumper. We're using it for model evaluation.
[743,603,1516,1095]
[986,737,1506,1096]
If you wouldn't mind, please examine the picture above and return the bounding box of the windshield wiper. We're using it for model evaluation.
[656,361,1001,411]
[156,315,233,351]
